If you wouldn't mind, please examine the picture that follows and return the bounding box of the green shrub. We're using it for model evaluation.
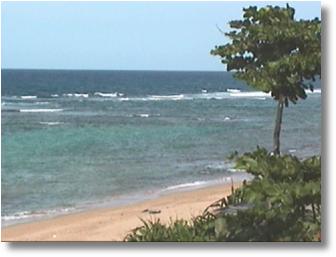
[220,148,321,242]
[124,214,216,242]
[124,148,321,242]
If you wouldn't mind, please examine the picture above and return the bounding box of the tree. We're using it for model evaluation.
[211,4,321,155]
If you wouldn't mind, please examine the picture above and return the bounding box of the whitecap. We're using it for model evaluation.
[35,101,49,105]
[94,92,118,97]
[119,97,130,101]
[20,95,37,99]
[63,93,88,98]
[133,113,150,118]
[229,91,270,98]
[148,94,185,101]
[19,109,63,113]
[306,88,321,94]
[89,89,320,103]
[39,122,63,126]
[73,93,89,98]
[188,92,228,100]
[139,114,150,118]
[163,181,207,191]
[192,91,269,100]
[227,88,241,93]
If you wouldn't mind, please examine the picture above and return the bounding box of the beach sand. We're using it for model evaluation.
[2,182,239,242]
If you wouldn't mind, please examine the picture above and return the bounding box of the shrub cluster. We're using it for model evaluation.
[124,148,321,242]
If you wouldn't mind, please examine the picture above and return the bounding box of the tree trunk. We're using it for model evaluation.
[273,96,284,155]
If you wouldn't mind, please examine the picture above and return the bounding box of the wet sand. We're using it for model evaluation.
[2,183,239,241]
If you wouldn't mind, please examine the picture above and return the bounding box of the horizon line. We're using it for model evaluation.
[1,68,227,73]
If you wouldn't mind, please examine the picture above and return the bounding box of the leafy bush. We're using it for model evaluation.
[216,148,321,241]
[124,148,321,242]
[124,214,216,242]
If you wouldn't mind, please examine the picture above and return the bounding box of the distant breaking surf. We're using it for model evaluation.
[7,89,321,102]
[19,109,64,113]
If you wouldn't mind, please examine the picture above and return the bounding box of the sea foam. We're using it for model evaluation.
[39,122,63,126]
[227,88,241,93]
[20,95,37,99]
[19,88,321,103]
[148,94,185,101]
[163,181,208,191]
[63,93,89,98]
[306,88,321,94]
[139,114,150,118]
[2,207,75,226]
[94,92,117,97]
[19,108,64,113]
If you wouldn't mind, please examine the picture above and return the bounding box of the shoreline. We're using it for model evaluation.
[2,182,241,241]
[2,172,250,228]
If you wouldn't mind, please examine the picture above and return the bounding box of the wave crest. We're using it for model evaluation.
[19,109,64,113]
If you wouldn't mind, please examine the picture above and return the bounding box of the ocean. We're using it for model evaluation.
[1,69,321,226]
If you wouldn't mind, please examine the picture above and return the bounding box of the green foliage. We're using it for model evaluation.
[211,4,321,105]
[124,214,216,242]
[220,148,321,241]
[124,148,321,242]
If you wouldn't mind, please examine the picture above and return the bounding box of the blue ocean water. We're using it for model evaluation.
[1,69,321,226]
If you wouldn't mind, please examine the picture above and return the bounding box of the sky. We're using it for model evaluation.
[1,1,321,71]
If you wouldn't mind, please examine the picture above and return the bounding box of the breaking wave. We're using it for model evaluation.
[2,207,75,226]
[19,108,64,113]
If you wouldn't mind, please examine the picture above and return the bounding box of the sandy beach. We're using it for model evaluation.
[2,183,239,242]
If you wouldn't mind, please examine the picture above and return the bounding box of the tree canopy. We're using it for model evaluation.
[211,4,321,106]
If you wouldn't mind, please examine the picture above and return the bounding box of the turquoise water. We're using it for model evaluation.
[1,70,321,225]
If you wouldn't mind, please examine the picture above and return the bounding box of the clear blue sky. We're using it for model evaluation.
[1,1,321,71]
